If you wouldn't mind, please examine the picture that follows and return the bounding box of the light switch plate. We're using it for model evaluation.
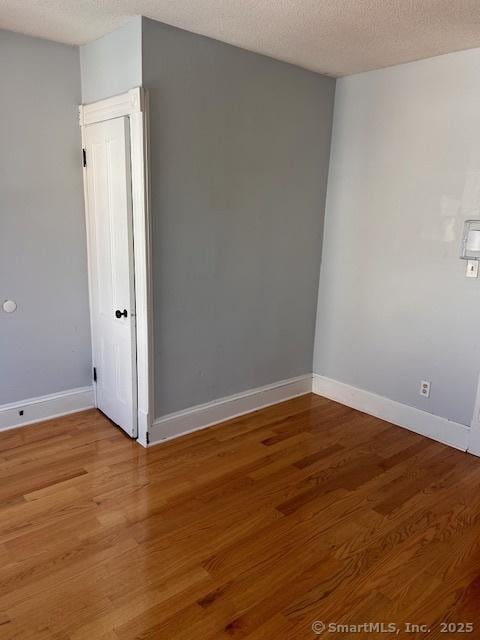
[466,260,479,278]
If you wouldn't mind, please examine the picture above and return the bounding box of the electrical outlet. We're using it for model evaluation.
[420,380,431,398]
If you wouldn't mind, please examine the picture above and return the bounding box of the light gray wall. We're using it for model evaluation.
[0,29,91,404]
[142,18,335,417]
[313,48,480,426]
[80,16,142,103]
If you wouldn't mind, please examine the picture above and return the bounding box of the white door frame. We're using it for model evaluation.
[469,376,480,456]
[79,87,153,447]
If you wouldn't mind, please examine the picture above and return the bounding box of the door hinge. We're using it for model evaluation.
[93,366,97,383]
[83,148,87,167]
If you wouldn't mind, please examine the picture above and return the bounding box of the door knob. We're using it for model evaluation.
[115,309,128,318]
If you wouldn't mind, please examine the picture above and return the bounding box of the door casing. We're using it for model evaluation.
[79,88,153,447]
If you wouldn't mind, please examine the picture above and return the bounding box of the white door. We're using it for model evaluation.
[84,117,137,437]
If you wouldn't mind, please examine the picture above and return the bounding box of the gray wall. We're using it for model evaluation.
[142,18,335,417]
[80,16,142,103]
[314,48,480,426]
[0,29,91,404]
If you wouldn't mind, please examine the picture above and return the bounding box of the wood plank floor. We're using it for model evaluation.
[1,394,480,639]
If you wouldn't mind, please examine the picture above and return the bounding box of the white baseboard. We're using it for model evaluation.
[312,375,470,452]
[2,374,470,455]
[149,375,312,446]
[0,386,95,432]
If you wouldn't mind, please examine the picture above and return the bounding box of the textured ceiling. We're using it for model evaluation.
[2,0,480,76]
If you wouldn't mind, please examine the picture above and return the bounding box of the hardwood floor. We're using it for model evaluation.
[1,394,480,639]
